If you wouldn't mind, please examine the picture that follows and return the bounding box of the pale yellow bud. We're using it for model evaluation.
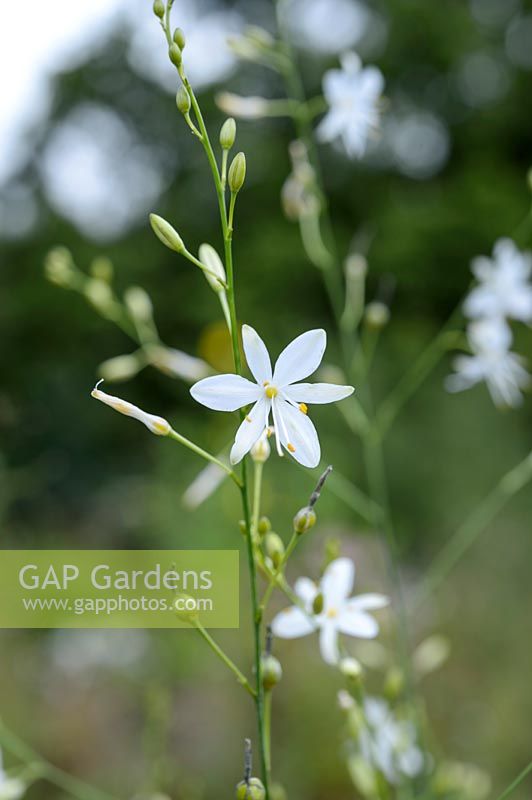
[198,243,226,293]
[91,382,170,436]
[149,213,185,253]
[219,117,236,150]
[228,152,246,193]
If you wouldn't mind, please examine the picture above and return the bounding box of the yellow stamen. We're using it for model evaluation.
[266,428,273,438]
[245,415,252,423]
[299,403,308,414]
[263,380,270,386]
[287,443,296,453]
[327,608,338,619]
[265,386,278,398]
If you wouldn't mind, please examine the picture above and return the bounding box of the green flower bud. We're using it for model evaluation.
[173,27,186,49]
[220,117,236,150]
[173,592,199,623]
[176,86,191,114]
[84,279,114,312]
[312,592,324,615]
[384,665,404,701]
[236,779,265,800]
[168,43,182,67]
[149,213,185,253]
[124,286,153,322]
[364,301,390,330]
[228,152,246,193]
[264,532,285,568]
[44,247,75,287]
[261,653,282,690]
[257,516,271,536]
[293,505,316,535]
[152,0,165,19]
[339,656,363,682]
[250,432,270,463]
[90,256,114,283]
[239,520,247,536]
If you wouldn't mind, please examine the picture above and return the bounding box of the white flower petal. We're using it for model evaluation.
[337,609,379,638]
[182,461,228,509]
[271,606,316,638]
[273,329,327,386]
[230,397,270,464]
[190,374,260,411]
[294,577,318,606]
[242,324,272,384]
[319,622,340,664]
[275,399,321,467]
[320,558,355,607]
[283,382,354,404]
[345,593,389,611]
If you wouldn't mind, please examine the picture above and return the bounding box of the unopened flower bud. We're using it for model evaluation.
[98,354,141,383]
[173,27,186,49]
[44,247,75,287]
[261,653,282,690]
[264,532,285,568]
[312,592,324,615]
[236,779,265,800]
[220,118,236,150]
[90,256,114,283]
[257,516,271,536]
[339,657,363,682]
[250,431,270,463]
[293,505,316,535]
[364,301,390,330]
[124,286,153,322]
[174,592,199,623]
[91,381,171,436]
[216,92,270,120]
[228,152,246,193]
[168,43,182,67]
[384,665,404,701]
[152,0,165,19]
[176,86,191,114]
[84,279,114,312]
[149,213,185,253]
[198,243,226,293]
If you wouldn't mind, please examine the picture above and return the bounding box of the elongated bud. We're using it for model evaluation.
[173,27,186,48]
[173,592,199,623]
[168,43,182,67]
[364,300,390,330]
[98,353,142,383]
[84,279,114,312]
[198,243,226,293]
[236,779,265,800]
[257,516,271,536]
[44,247,75,287]
[90,256,114,283]
[149,213,185,253]
[264,532,284,568]
[152,0,165,18]
[228,152,246,193]
[219,117,236,150]
[339,656,363,682]
[261,654,282,690]
[312,592,324,615]
[91,381,170,436]
[293,505,316,535]
[250,431,270,463]
[176,86,191,114]
[124,286,153,322]
[216,92,270,120]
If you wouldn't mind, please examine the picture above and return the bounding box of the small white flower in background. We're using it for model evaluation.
[359,697,424,784]
[0,749,26,800]
[190,325,354,468]
[445,319,530,407]
[317,52,384,159]
[91,380,171,435]
[271,557,388,664]
[182,460,228,509]
[464,238,532,323]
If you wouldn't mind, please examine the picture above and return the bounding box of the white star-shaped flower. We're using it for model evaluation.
[190,325,354,468]
[445,318,530,408]
[464,238,532,323]
[317,52,384,159]
[359,698,424,784]
[271,557,388,665]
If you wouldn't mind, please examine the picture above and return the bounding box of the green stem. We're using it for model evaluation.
[194,622,256,697]
[0,719,117,800]
[252,461,264,543]
[168,429,241,486]
[494,760,532,800]
[415,449,532,606]
[264,691,272,779]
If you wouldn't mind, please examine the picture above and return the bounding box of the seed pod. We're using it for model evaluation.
[235,778,265,800]
[220,117,236,150]
[228,152,246,193]
[173,27,186,49]
[264,532,285,568]
[176,86,191,114]
[293,505,316,535]
[168,43,182,67]
[261,654,282,690]
[149,213,185,253]
[257,516,271,536]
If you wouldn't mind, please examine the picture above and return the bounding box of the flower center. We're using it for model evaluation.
[265,385,278,398]
[326,608,338,619]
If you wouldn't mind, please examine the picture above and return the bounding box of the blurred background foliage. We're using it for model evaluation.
[0,0,531,798]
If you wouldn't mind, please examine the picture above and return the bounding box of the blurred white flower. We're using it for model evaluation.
[191,325,354,468]
[464,238,532,323]
[359,697,424,784]
[271,557,388,664]
[445,319,530,407]
[0,749,26,800]
[182,460,228,509]
[285,0,370,55]
[317,52,384,159]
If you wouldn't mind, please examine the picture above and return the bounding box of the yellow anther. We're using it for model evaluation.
[263,380,270,386]
[299,403,308,414]
[327,608,338,619]
[287,443,296,453]
[265,385,278,398]
[266,428,273,438]
[245,415,252,423]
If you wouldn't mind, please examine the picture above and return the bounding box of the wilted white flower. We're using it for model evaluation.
[317,52,384,159]
[91,380,171,435]
[0,749,26,800]
[446,319,530,407]
[464,238,532,323]
[359,697,424,784]
[190,325,354,467]
[271,557,388,664]
[216,92,270,119]
[147,345,212,382]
